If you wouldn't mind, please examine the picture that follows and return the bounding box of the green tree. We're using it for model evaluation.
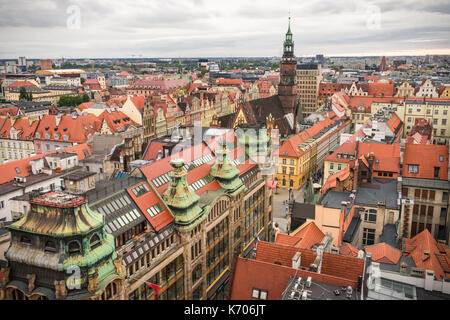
[19,87,33,101]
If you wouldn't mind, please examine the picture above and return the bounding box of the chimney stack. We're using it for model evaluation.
[292,252,302,269]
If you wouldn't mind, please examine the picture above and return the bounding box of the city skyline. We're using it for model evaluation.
[0,0,449,59]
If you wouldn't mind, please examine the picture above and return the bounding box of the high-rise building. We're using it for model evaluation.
[296,63,322,118]
[278,17,298,116]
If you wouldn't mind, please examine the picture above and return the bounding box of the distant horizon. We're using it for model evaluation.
[1,1,449,59]
[1,53,449,62]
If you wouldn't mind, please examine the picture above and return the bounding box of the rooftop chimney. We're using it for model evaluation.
[292,252,302,269]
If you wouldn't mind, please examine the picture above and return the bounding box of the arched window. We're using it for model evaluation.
[68,241,81,255]
[9,288,28,300]
[90,233,101,250]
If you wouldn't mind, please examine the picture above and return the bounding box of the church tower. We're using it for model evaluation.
[278,17,298,115]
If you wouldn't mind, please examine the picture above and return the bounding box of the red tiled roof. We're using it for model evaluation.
[126,181,174,232]
[358,142,401,173]
[365,243,401,264]
[5,80,38,91]
[130,96,146,112]
[142,142,165,161]
[83,79,101,91]
[321,165,351,195]
[118,71,131,77]
[35,114,101,143]
[404,229,450,279]
[0,107,19,116]
[339,244,359,257]
[368,81,395,97]
[98,109,134,133]
[215,78,243,86]
[279,114,348,158]
[77,101,95,111]
[0,143,91,184]
[255,241,364,284]
[230,257,359,300]
[284,221,325,249]
[402,144,448,180]
[0,117,39,140]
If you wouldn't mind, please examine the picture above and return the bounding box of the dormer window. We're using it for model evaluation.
[45,240,57,253]
[408,164,419,174]
[90,233,101,250]
[20,236,32,245]
[68,241,81,255]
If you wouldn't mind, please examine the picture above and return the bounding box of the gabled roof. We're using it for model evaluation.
[365,243,402,264]
[276,221,325,249]
[34,114,101,143]
[339,244,359,257]
[0,117,39,141]
[404,229,450,279]
[5,80,38,91]
[98,109,134,133]
[321,164,352,195]
[279,114,347,157]
[358,142,401,173]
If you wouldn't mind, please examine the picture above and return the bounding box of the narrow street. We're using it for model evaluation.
[272,185,305,234]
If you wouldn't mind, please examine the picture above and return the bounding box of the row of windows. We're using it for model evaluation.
[127,234,177,277]
[129,255,184,300]
[206,253,229,288]
[20,232,102,255]
[407,108,447,115]
[0,141,33,149]
[207,218,229,247]
[403,187,448,202]
[191,239,202,261]
[207,234,229,270]
[243,216,265,248]
[244,188,265,212]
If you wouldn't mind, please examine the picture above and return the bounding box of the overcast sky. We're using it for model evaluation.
[0,0,449,59]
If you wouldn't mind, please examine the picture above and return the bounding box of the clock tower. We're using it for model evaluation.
[278,17,298,116]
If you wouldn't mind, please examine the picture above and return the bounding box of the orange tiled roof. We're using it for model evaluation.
[404,229,450,279]
[77,101,95,111]
[279,114,347,158]
[255,241,364,284]
[0,117,39,141]
[287,221,326,249]
[402,144,448,180]
[0,107,19,116]
[230,257,360,300]
[339,244,359,257]
[358,142,401,174]
[216,78,243,86]
[321,165,351,195]
[126,181,174,232]
[0,143,91,184]
[98,109,135,133]
[35,114,101,143]
[368,81,395,96]
[5,80,38,91]
[365,243,401,264]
